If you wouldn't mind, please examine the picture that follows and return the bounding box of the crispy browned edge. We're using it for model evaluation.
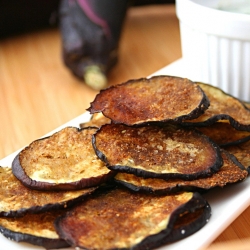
[158,202,211,245]
[182,82,250,131]
[113,149,248,195]
[11,126,115,191]
[87,75,210,126]
[0,181,97,218]
[92,124,223,180]
[0,225,70,249]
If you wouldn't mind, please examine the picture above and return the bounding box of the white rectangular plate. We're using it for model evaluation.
[1,58,250,250]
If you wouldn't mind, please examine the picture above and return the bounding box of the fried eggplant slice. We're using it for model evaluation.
[93,123,223,180]
[114,149,248,194]
[195,122,250,147]
[55,186,211,250]
[87,75,210,126]
[0,166,97,217]
[12,126,114,191]
[80,112,111,128]
[161,204,211,245]
[183,82,250,131]
[224,140,250,170]
[0,209,70,249]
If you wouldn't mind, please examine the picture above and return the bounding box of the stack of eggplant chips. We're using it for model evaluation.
[0,166,98,249]
[89,76,249,193]
[0,75,249,250]
[0,126,114,248]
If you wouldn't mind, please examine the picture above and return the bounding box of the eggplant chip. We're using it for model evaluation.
[55,186,211,250]
[0,209,70,249]
[12,126,114,191]
[114,149,248,194]
[224,140,250,170]
[183,82,250,131]
[93,123,223,180]
[0,166,97,217]
[87,75,210,126]
[80,112,111,128]
[161,204,211,245]
[195,122,250,147]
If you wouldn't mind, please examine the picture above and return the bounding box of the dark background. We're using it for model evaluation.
[0,0,175,38]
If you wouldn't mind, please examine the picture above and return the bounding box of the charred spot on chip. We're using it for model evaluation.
[87,75,210,126]
[93,123,223,180]
[114,149,248,194]
[0,209,70,249]
[0,166,97,217]
[12,126,114,191]
[183,82,250,131]
[54,186,210,250]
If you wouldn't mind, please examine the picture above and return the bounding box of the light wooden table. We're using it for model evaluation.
[0,4,249,249]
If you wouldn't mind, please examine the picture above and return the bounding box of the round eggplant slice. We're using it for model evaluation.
[224,139,250,170]
[183,82,250,131]
[114,149,248,194]
[0,209,70,249]
[195,122,250,147]
[12,126,114,191]
[54,186,210,250]
[0,166,97,217]
[93,123,223,180]
[87,75,210,126]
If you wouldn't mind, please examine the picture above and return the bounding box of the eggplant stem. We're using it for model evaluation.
[84,65,108,90]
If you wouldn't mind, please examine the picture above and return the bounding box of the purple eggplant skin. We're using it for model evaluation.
[59,0,128,80]
[0,226,70,249]
[131,192,211,250]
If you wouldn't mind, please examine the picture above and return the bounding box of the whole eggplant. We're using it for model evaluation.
[59,0,129,90]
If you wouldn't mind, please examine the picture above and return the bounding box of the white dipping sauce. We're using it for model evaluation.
[217,0,250,14]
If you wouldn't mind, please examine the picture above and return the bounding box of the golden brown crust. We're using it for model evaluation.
[12,127,114,191]
[93,123,223,180]
[87,75,210,125]
[114,149,248,193]
[0,209,70,248]
[55,187,209,250]
[0,166,97,217]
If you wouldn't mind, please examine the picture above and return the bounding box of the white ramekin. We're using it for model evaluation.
[176,0,250,102]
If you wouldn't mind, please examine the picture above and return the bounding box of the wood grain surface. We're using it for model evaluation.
[0,4,249,249]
